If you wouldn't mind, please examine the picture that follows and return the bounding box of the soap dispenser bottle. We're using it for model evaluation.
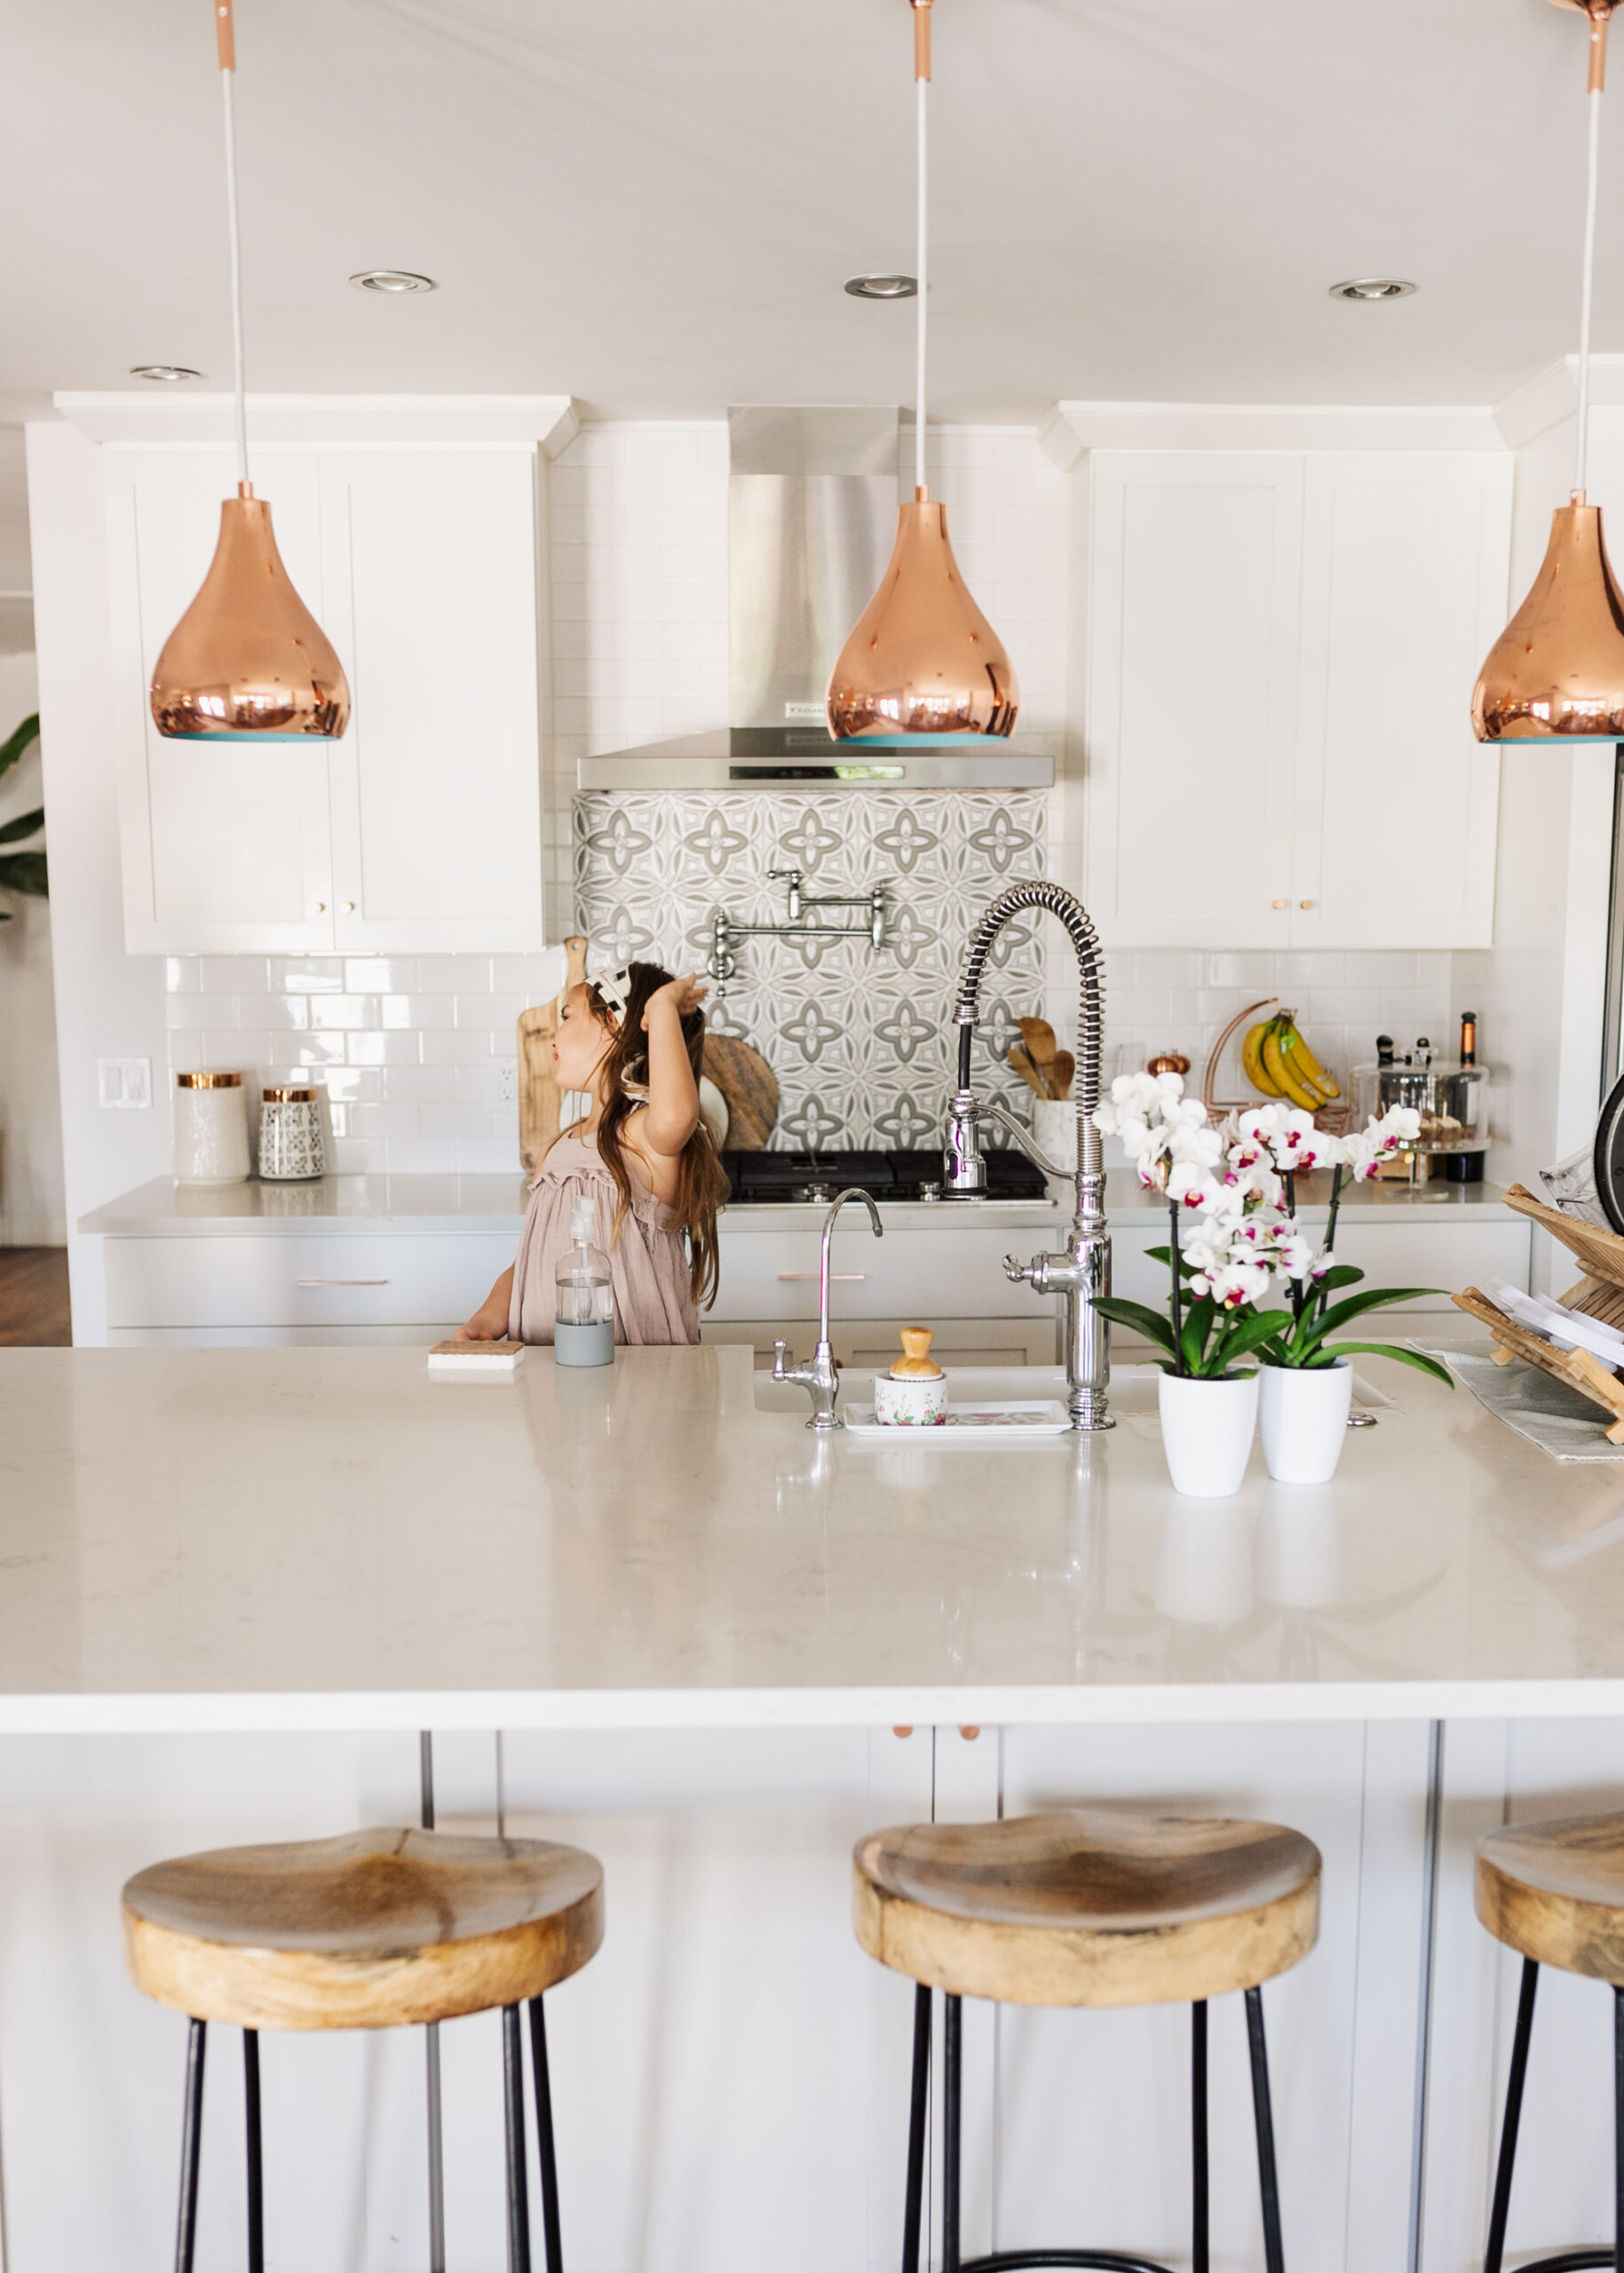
[555,1195,614,1367]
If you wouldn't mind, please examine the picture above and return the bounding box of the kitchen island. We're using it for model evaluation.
[0,1338,1617,2273]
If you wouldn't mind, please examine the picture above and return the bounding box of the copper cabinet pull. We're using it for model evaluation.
[777,1272,867,1281]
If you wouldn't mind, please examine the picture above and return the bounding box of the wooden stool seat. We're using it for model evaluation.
[1477,1809,1624,1983]
[853,1807,1321,2008]
[123,1827,604,2031]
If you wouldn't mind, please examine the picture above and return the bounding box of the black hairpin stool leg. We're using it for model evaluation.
[1484,1959,1540,2273]
[903,1984,932,2273]
[1245,1989,1286,2273]
[944,1994,964,2273]
[1192,2003,1209,2273]
[503,2004,533,2273]
[173,2018,207,2273]
[243,2028,264,2273]
[528,1999,564,2273]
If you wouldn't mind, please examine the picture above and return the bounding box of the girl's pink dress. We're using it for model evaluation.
[508,1124,699,1347]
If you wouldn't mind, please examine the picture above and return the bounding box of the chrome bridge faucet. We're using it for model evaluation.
[772,1187,883,1430]
[944,881,1113,1432]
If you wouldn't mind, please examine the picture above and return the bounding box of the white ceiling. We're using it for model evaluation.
[0,0,1612,426]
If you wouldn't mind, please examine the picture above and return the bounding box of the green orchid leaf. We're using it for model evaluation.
[1314,1264,1365,1295]
[0,713,38,784]
[1315,1287,1444,1334]
[1093,1297,1178,1356]
[0,806,44,847]
[1220,1309,1297,1364]
[0,851,48,897]
[1326,1341,1454,1387]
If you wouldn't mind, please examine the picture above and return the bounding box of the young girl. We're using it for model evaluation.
[456,961,729,1347]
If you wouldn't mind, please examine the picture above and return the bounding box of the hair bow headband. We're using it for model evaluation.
[590,963,633,1018]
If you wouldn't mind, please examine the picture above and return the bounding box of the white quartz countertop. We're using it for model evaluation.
[0,1337,1615,1734]
[76,1171,1516,1237]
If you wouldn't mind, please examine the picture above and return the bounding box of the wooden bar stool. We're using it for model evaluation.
[853,1807,1322,2273]
[1477,1810,1624,2273]
[123,1826,604,2273]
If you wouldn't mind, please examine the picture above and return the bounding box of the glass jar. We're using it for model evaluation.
[1351,1058,1488,1153]
[173,1071,250,1185]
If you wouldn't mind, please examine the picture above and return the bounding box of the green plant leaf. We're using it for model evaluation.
[0,851,47,897]
[1181,1293,1216,1377]
[1220,1308,1297,1365]
[1314,1264,1365,1295]
[1315,1286,1444,1335]
[0,805,44,847]
[1093,1297,1178,1357]
[0,712,38,784]
[1327,1341,1454,1387]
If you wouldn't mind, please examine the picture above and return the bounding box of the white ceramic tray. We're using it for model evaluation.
[843,1400,1071,1437]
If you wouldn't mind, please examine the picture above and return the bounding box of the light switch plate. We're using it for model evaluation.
[98,1057,152,1109]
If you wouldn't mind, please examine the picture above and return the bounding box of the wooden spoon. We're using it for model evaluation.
[1050,1049,1075,1100]
[1018,1018,1058,1076]
[1007,1043,1050,1099]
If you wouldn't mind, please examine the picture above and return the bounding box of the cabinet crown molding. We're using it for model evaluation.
[1039,400,1505,467]
[53,392,580,456]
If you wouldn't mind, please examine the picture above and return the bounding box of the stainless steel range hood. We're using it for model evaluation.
[576,405,1054,791]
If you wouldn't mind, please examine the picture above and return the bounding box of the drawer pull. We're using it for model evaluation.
[777,1272,867,1281]
[296,1277,390,1287]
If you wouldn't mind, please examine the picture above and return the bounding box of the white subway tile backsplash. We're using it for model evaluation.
[384,1065,459,1104]
[293,1032,349,1065]
[321,1067,384,1105]
[457,1136,522,1174]
[344,958,417,993]
[166,957,199,994]
[420,1103,490,1142]
[234,994,310,1033]
[414,955,487,994]
[329,1138,385,1175]
[269,959,345,994]
[384,1138,457,1174]
[382,994,456,1032]
[308,995,376,1031]
[201,956,267,994]
[345,1032,420,1067]
[420,1030,497,1066]
[169,994,239,1030]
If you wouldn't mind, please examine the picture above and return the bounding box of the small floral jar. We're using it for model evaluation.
[173,1071,250,1186]
[257,1086,325,1182]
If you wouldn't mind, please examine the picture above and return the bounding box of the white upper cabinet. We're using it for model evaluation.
[1081,447,1512,949]
[92,398,571,955]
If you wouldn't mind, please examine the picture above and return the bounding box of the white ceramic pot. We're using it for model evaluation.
[1157,1369,1259,1497]
[1032,1097,1078,1175]
[1258,1359,1353,1484]
[872,1370,950,1427]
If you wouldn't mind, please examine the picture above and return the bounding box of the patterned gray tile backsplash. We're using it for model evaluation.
[574,791,1050,1150]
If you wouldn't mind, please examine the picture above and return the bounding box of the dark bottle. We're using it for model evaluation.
[1460,1011,1478,1067]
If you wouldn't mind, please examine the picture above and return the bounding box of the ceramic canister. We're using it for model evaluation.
[873,1326,950,1426]
[258,1086,325,1181]
[173,1071,250,1186]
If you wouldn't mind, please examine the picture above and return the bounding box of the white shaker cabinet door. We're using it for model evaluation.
[1289,454,1510,949]
[104,448,336,954]
[318,450,544,954]
[1083,453,1303,948]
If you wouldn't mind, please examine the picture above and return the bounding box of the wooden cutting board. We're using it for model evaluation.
[517,936,588,1173]
[702,1034,778,1152]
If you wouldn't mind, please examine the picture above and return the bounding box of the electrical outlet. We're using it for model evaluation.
[98,1057,152,1109]
[496,1058,519,1105]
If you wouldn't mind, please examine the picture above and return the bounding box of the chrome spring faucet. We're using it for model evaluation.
[772,1187,883,1430]
[943,881,1113,1432]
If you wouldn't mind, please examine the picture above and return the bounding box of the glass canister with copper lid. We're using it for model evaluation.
[173,1071,250,1185]
[258,1084,325,1181]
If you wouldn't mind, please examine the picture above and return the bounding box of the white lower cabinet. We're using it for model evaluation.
[103,1233,517,1338]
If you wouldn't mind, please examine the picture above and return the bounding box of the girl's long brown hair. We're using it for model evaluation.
[585,961,730,1308]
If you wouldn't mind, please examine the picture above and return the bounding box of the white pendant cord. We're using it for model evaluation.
[915,72,929,496]
[220,64,250,491]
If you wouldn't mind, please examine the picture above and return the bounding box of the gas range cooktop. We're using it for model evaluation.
[717,1147,1049,1207]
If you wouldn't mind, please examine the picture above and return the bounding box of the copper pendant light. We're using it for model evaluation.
[826,0,1018,741]
[1473,0,1624,744]
[150,0,349,742]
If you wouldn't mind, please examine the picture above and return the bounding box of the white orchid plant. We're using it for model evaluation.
[1091,1073,1454,1384]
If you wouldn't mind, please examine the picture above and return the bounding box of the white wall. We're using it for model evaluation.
[0,652,65,1245]
[27,422,168,1341]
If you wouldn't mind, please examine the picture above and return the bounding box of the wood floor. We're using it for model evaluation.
[0,1248,72,1345]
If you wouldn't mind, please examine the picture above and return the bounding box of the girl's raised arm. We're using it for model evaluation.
[638,972,706,1160]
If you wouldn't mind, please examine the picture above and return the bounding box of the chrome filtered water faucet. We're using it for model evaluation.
[944,881,1113,1431]
[772,1186,884,1430]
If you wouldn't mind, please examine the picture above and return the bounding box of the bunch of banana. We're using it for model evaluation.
[1241,1010,1341,1113]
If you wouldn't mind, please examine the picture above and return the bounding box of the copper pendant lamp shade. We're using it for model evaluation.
[828,493,1018,738]
[151,0,348,742]
[1472,496,1624,741]
[1473,0,1624,743]
[152,485,350,740]
[827,0,1018,742]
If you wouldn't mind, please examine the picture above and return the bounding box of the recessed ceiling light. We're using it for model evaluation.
[844,273,917,300]
[130,365,203,382]
[350,270,438,294]
[1328,277,1417,301]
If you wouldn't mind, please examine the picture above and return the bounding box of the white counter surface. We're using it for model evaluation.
[1,1336,1615,1733]
[76,1168,1515,1236]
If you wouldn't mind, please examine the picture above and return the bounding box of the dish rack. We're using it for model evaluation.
[1452,1183,1624,1443]
[1201,997,1352,1137]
